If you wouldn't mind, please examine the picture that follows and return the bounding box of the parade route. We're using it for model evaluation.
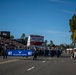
[0,53,76,75]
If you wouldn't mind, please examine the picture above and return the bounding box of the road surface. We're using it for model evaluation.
[0,53,76,75]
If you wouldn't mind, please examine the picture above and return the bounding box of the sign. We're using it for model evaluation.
[0,31,10,39]
[27,35,44,46]
[8,50,33,56]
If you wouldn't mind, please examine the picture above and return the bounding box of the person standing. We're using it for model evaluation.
[74,49,76,60]
[33,48,38,60]
[3,45,8,59]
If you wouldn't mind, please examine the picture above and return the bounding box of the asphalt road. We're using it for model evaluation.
[0,53,76,75]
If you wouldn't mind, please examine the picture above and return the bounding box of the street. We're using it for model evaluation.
[0,53,76,75]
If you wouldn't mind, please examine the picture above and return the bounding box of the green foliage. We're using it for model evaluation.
[50,40,54,47]
[69,14,76,40]
[20,33,28,45]
[10,35,14,39]
[20,33,25,39]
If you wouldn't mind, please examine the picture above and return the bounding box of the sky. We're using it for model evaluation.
[0,0,76,45]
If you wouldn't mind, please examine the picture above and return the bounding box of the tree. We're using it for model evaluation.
[59,44,65,49]
[10,35,14,39]
[24,37,28,45]
[50,40,54,47]
[20,33,28,45]
[44,40,48,46]
[20,33,25,40]
[69,13,76,40]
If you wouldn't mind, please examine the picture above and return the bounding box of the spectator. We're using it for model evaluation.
[3,45,8,59]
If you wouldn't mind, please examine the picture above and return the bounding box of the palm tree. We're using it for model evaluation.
[50,40,53,47]
[20,33,25,40]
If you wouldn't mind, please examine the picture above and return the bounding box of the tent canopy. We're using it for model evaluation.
[66,48,73,51]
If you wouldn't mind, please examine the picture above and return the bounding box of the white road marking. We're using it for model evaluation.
[27,66,35,71]
[42,61,45,63]
[0,59,18,64]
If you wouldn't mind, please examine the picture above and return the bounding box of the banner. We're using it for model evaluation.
[8,50,33,56]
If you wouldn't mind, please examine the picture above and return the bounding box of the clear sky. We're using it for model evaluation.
[0,0,76,45]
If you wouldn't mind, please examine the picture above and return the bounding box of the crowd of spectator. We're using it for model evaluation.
[0,37,27,55]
